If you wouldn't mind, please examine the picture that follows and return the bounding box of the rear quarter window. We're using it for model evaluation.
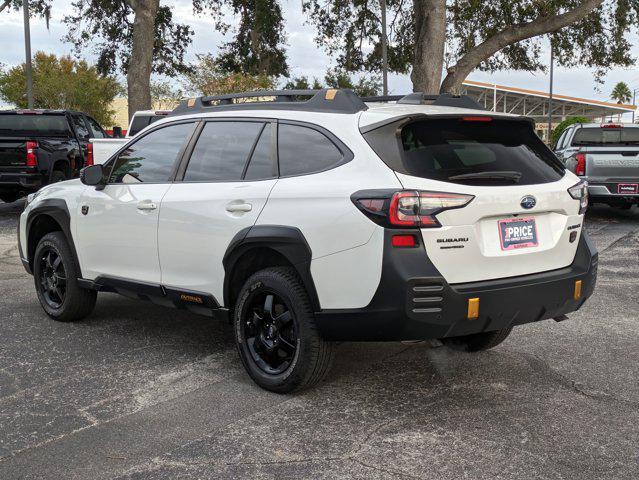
[364,117,564,186]
[278,124,348,176]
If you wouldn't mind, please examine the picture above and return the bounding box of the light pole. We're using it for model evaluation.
[547,44,554,145]
[23,0,34,108]
[380,0,388,96]
[632,88,639,123]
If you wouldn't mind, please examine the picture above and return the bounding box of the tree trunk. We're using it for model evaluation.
[410,0,446,94]
[439,0,604,93]
[126,0,159,121]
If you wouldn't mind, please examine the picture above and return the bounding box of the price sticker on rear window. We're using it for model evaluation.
[498,217,538,251]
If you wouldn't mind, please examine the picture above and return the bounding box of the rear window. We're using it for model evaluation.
[0,114,70,137]
[571,127,639,146]
[364,117,564,186]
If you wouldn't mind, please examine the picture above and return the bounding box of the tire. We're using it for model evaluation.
[441,327,513,352]
[50,170,67,184]
[234,267,335,393]
[0,192,20,203]
[33,232,97,322]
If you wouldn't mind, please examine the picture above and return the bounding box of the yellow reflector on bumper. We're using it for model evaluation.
[467,298,479,320]
[574,280,582,300]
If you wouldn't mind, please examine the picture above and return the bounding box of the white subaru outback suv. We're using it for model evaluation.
[18,89,597,393]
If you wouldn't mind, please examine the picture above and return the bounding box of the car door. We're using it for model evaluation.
[76,120,197,284]
[158,119,278,303]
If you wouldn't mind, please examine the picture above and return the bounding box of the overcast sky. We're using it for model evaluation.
[1,0,639,105]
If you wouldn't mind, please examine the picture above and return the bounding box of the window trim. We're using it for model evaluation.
[276,119,354,179]
[103,119,199,186]
[175,117,279,184]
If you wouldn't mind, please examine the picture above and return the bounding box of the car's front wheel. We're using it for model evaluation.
[441,327,512,352]
[33,232,97,322]
[234,267,335,393]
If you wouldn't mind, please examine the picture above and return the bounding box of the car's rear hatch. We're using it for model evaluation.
[362,113,584,284]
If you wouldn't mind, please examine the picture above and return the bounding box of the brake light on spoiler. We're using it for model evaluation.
[352,190,475,228]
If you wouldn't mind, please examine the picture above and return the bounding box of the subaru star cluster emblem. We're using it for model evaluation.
[520,195,537,209]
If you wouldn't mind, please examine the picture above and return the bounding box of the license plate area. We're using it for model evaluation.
[618,183,638,194]
[498,217,538,251]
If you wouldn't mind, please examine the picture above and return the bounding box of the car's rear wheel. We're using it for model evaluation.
[234,267,334,393]
[441,327,512,352]
[33,232,97,322]
[50,170,67,184]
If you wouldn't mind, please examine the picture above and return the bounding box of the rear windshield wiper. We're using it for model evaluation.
[447,171,522,183]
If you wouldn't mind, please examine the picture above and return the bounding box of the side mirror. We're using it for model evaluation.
[80,164,105,187]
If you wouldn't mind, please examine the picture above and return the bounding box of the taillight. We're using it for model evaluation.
[86,142,94,166]
[353,190,474,228]
[26,141,38,167]
[391,234,417,248]
[568,181,589,215]
[575,153,586,176]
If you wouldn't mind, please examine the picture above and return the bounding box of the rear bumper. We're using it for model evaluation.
[587,180,639,199]
[0,171,42,192]
[315,230,598,341]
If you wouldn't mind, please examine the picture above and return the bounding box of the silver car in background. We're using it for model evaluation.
[555,122,639,209]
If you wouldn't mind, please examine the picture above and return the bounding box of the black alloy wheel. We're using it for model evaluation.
[243,291,298,375]
[38,248,67,309]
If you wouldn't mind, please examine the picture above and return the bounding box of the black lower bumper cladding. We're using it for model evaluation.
[315,230,598,341]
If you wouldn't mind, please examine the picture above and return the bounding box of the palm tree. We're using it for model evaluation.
[611,82,632,104]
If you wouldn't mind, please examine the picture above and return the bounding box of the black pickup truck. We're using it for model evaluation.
[0,110,108,203]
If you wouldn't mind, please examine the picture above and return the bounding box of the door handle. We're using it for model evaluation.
[137,200,157,211]
[226,202,252,213]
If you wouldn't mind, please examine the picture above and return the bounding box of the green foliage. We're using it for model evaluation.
[216,0,288,76]
[282,76,324,90]
[303,0,638,81]
[150,80,184,110]
[552,116,589,145]
[324,69,381,97]
[182,54,276,96]
[283,71,381,97]
[0,52,123,125]
[611,81,632,103]
[63,0,199,77]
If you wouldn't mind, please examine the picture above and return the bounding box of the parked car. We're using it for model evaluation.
[18,89,597,393]
[0,109,108,203]
[555,122,639,209]
[90,110,171,165]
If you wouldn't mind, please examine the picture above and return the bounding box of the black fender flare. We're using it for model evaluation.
[222,225,320,311]
[25,199,81,275]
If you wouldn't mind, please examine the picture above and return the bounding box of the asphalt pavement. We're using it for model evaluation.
[0,199,637,479]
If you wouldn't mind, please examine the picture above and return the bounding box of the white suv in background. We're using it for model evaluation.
[19,89,598,393]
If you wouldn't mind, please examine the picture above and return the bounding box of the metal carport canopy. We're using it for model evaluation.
[461,79,636,121]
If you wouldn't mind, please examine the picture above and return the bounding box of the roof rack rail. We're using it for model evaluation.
[361,95,405,103]
[170,88,368,115]
[398,93,485,110]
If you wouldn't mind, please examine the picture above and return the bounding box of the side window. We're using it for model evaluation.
[71,114,90,141]
[244,124,276,180]
[86,116,106,138]
[555,130,567,150]
[278,124,344,176]
[183,121,264,182]
[109,122,194,184]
